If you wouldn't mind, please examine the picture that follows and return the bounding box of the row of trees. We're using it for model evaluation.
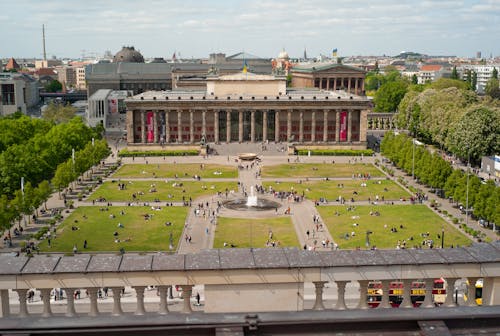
[381,132,500,226]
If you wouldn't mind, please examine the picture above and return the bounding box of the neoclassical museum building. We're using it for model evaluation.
[125,64,371,147]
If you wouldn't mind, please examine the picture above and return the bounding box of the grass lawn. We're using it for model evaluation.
[213,217,299,248]
[263,179,410,201]
[38,206,188,253]
[89,181,238,202]
[317,205,471,250]
[113,163,238,179]
[261,163,383,178]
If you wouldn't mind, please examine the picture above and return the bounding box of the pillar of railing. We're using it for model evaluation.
[466,277,479,306]
[181,285,193,313]
[356,280,369,309]
[421,279,435,308]
[40,288,53,317]
[63,288,77,317]
[158,285,169,315]
[400,279,413,308]
[13,289,28,317]
[168,285,174,299]
[86,287,99,316]
[133,286,146,315]
[110,287,124,316]
[378,280,391,308]
[444,278,459,307]
[312,281,326,310]
[334,281,349,310]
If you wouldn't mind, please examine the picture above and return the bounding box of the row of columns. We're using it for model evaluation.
[368,117,394,130]
[137,109,358,144]
[1,277,482,318]
[317,77,365,95]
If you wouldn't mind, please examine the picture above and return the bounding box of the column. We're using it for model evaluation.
[165,111,170,143]
[326,77,330,90]
[444,278,458,307]
[348,77,352,93]
[466,277,479,306]
[181,285,193,313]
[110,287,123,316]
[63,288,77,317]
[299,110,304,143]
[311,110,316,142]
[377,280,391,308]
[335,281,349,310]
[40,288,53,317]
[275,110,280,142]
[153,110,158,143]
[355,78,359,95]
[421,278,436,308]
[226,110,231,143]
[250,110,255,142]
[134,286,146,315]
[87,288,99,316]
[14,289,28,317]
[263,110,268,142]
[359,110,368,143]
[400,279,414,308]
[141,111,146,143]
[347,110,352,142]
[177,110,182,143]
[126,110,134,144]
[318,77,322,89]
[356,280,369,309]
[0,289,9,317]
[335,110,340,142]
[202,110,207,139]
[189,109,194,143]
[287,110,292,142]
[214,110,219,143]
[238,110,243,142]
[333,77,337,91]
[312,281,326,310]
[323,110,328,142]
[158,285,169,315]
[361,78,365,93]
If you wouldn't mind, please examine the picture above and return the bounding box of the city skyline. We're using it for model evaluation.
[1,0,500,59]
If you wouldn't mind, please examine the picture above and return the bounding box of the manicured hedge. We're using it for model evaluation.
[118,149,199,157]
[296,149,374,156]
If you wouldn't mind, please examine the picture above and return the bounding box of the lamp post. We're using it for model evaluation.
[465,150,470,228]
[441,226,444,249]
[412,138,415,179]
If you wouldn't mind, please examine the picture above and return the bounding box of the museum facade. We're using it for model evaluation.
[125,71,371,147]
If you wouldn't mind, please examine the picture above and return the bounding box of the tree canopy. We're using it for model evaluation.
[44,79,62,93]
[42,102,76,124]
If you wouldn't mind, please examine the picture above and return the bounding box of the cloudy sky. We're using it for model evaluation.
[1,0,499,59]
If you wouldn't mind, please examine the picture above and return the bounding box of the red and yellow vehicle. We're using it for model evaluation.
[367,278,446,308]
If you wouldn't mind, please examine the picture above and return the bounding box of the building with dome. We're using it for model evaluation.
[113,46,145,63]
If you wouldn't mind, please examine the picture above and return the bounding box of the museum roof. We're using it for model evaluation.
[208,71,284,81]
[292,62,366,73]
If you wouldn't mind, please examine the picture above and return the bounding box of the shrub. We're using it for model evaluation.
[33,226,50,240]
[118,149,199,157]
[295,149,374,156]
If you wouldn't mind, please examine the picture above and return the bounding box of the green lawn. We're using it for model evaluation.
[261,163,383,178]
[214,217,299,248]
[317,205,471,250]
[38,206,188,253]
[263,179,410,201]
[113,163,238,179]
[89,181,238,202]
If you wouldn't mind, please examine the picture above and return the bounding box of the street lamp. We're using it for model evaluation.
[412,138,415,179]
[465,150,470,228]
[441,226,445,249]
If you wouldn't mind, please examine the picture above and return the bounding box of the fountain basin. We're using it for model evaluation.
[223,198,281,211]
[238,153,258,161]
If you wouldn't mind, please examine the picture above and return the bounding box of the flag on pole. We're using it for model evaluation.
[242,59,248,73]
[332,48,338,57]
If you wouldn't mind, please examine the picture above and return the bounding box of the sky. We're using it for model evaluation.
[1,0,499,60]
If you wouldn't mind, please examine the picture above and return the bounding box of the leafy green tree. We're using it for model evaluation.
[42,102,76,124]
[428,78,470,91]
[44,80,62,93]
[52,160,76,196]
[472,71,477,91]
[374,80,409,112]
[451,66,459,80]
[36,180,52,211]
[411,74,418,85]
[0,195,16,232]
[485,78,500,99]
[492,67,498,79]
[446,105,500,164]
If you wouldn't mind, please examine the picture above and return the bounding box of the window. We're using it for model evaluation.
[1,84,15,105]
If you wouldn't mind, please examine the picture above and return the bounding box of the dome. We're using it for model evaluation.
[278,49,289,60]
[113,46,145,63]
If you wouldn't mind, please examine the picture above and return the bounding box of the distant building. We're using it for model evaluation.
[417,65,444,84]
[76,67,86,90]
[0,72,39,115]
[460,64,500,93]
[56,66,77,89]
[34,59,62,69]
[87,89,131,130]
[481,155,500,178]
[5,58,21,71]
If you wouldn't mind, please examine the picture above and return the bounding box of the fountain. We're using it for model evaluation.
[223,185,281,211]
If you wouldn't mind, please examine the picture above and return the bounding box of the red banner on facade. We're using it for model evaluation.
[147,111,154,142]
[340,111,347,141]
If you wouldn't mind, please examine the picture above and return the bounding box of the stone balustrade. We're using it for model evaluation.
[0,242,499,318]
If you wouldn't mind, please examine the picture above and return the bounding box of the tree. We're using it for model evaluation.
[373,80,409,112]
[428,78,469,91]
[41,102,76,124]
[0,195,16,232]
[411,74,418,85]
[472,71,477,91]
[492,67,498,79]
[485,78,500,99]
[451,66,459,80]
[36,180,52,211]
[45,80,62,93]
